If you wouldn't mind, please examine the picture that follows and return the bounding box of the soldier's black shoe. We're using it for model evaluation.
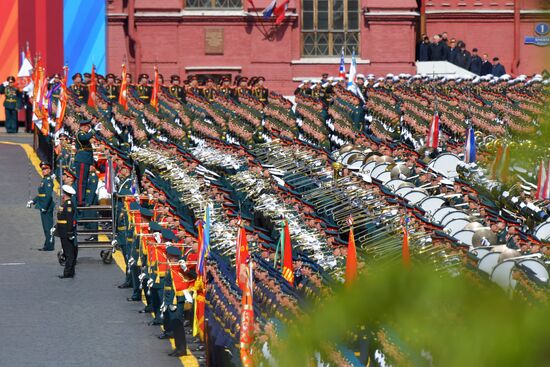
[138,309,150,314]
[38,248,54,251]
[126,297,140,302]
[169,349,187,357]
[148,319,162,326]
[117,283,131,289]
[58,274,74,279]
[158,332,173,339]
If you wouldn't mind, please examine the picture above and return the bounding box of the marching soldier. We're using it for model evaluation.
[219,77,233,97]
[104,73,120,103]
[252,76,269,104]
[163,244,196,357]
[27,162,55,251]
[202,78,217,102]
[55,185,77,278]
[136,73,152,103]
[70,73,89,102]
[187,75,201,96]
[83,165,99,241]
[74,119,95,207]
[234,77,250,98]
[0,76,21,133]
[169,75,186,104]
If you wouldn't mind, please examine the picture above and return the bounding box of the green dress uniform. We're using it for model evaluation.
[105,84,120,103]
[252,87,269,103]
[137,85,152,103]
[202,87,217,102]
[33,175,55,250]
[0,83,21,133]
[74,126,94,206]
[70,83,89,103]
[55,196,77,277]
[82,170,99,235]
[169,85,186,104]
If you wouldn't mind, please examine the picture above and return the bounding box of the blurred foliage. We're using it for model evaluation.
[270,263,550,366]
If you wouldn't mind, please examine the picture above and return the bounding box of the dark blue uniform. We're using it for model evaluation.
[74,128,94,206]
[55,196,77,277]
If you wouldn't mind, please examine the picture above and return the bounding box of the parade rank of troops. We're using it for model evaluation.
[22,67,550,365]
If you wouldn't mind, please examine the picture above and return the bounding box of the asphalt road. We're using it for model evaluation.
[0,138,184,367]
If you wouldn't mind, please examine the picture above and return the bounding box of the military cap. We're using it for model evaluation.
[72,73,82,80]
[189,75,198,81]
[106,73,115,79]
[149,221,163,232]
[221,76,230,82]
[179,219,198,237]
[257,76,265,82]
[139,73,149,80]
[83,73,91,78]
[321,73,329,78]
[79,119,91,126]
[39,161,51,169]
[63,168,76,178]
[161,228,176,241]
[206,77,213,83]
[62,185,76,195]
[170,74,180,82]
[6,76,15,82]
[166,245,181,257]
[239,77,248,82]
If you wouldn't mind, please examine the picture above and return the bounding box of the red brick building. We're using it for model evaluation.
[107,0,549,94]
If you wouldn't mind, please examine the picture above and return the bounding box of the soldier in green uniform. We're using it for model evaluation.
[136,73,152,103]
[233,77,250,98]
[27,162,56,251]
[0,76,21,133]
[83,165,99,241]
[187,75,201,96]
[48,74,62,110]
[55,185,77,278]
[218,77,233,97]
[74,119,95,206]
[202,78,217,102]
[252,76,269,104]
[169,75,186,104]
[104,73,120,103]
[70,73,89,103]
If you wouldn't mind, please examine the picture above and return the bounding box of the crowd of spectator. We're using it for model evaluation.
[416,32,506,77]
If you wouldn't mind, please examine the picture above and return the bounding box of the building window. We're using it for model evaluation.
[302,0,359,57]
[186,0,242,9]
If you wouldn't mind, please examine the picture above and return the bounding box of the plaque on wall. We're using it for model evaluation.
[205,28,224,55]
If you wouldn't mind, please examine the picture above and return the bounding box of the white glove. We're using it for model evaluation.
[178,259,187,272]
[95,122,103,130]
[26,200,34,208]
[183,290,193,304]
[111,239,118,247]
[3,81,8,87]
[50,226,56,236]
[138,272,145,282]
[153,232,162,244]
[169,304,177,312]
[160,303,167,313]
[128,257,135,267]
[147,278,154,288]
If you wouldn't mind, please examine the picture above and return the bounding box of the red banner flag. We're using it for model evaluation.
[345,215,357,286]
[240,260,254,367]
[273,0,289,25]
[282,220,294,285]
[426,110,439,149]
[119,63,128,110]
[151,66,159,111]
[55,65,68,132]
[236,217,250,292]
[87,64,96,107]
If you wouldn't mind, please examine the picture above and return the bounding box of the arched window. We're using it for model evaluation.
[302,0,360,57]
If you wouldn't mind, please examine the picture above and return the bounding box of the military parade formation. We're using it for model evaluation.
[11,56,550,366]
